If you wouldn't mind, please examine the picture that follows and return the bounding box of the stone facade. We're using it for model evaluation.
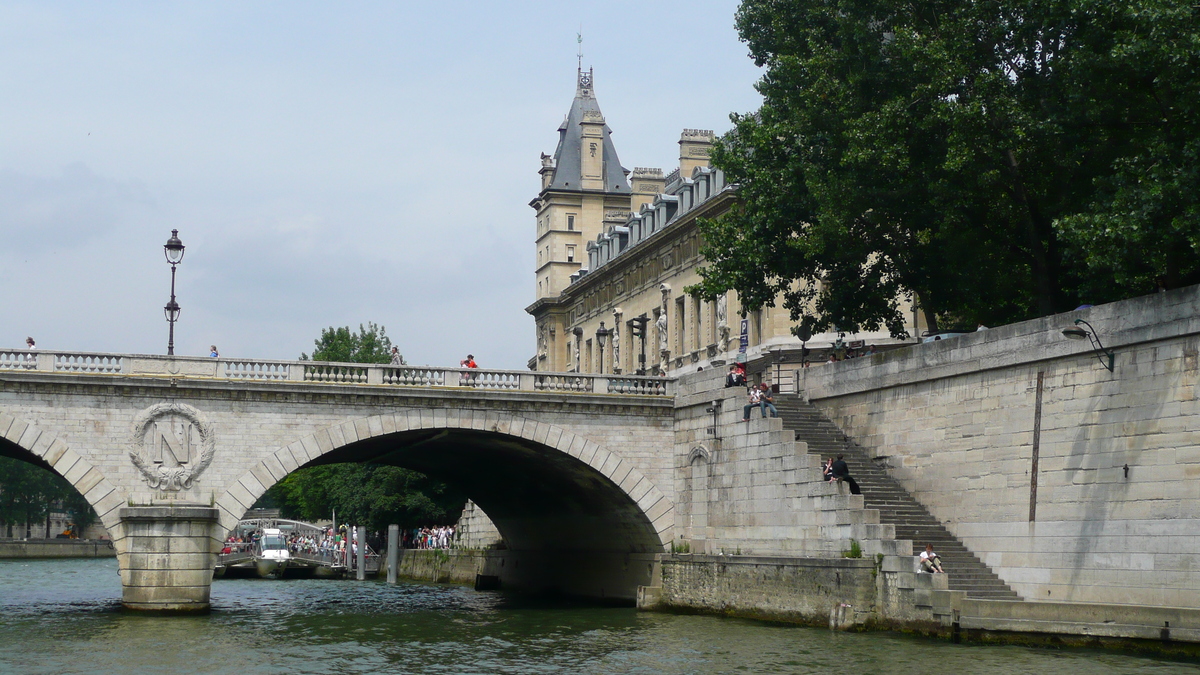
[528,69,918,376]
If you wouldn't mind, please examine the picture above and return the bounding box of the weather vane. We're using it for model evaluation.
[577,28,583,72]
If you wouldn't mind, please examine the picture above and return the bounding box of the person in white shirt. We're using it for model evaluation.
[920,544,945,573]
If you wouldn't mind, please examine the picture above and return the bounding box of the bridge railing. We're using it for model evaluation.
[0,349,674,397]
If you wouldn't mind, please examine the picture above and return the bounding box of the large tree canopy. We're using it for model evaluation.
[256,322,466,529]
[692,0,1200,334]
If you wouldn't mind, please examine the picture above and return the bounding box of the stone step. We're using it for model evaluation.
[780,394,1020,601]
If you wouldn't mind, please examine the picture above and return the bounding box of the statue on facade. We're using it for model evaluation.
[657,284,671,372]
[716,293,730,351]
[611,308,622,373]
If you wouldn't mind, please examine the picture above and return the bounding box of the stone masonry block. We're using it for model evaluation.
[74,467,104,496]
[300,435,323,461]
[41,438,70,465]
[15,422,41,450]
[366,415,384,437]
[3,418,29,444]
[249,463,276,492]
[275,447,300,473]
[261,454,288,482]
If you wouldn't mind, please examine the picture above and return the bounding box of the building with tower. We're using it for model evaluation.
[527,68,920,381]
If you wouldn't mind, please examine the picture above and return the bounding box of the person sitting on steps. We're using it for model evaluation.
[831,454,861,494]
[920,544,945,573]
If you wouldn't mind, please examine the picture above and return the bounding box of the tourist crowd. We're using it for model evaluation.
[402,525,455,550]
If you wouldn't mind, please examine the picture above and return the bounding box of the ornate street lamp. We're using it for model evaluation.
[163,229,185,356]
[595,322,611,374]
[1061,318,1114,372]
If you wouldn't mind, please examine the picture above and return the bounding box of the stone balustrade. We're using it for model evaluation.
[0,349,674,396]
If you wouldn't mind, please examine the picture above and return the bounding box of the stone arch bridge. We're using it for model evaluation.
[0,351,676,610]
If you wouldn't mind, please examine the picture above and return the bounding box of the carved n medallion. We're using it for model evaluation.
[128,403,216,491]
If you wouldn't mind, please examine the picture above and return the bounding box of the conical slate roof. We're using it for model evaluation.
[548,69,631,194]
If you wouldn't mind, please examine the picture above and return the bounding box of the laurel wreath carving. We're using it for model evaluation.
[128,402,216,491]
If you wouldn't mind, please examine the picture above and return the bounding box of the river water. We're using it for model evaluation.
[0,558,1193,674]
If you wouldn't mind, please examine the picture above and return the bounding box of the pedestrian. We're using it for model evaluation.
[460,354,478,385]
[831,454,861,494]
[390,346,405,366]
[210,345,219,358]
[24,337,36,362]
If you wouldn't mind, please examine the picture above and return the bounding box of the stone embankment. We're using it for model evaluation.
[0,539,115,558]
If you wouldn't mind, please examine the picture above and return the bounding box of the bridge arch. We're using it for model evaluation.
[0,413,124,532]
[220,409,674,597]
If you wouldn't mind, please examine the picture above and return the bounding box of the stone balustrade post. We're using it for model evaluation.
[114,506,220,612]
[594,376,610,394]
[288,364,305,381]
[367,366,383,385]
[36,352,54,371]
[519,373,535,391]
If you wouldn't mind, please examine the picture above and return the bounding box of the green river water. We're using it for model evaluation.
[0,558,1194,674]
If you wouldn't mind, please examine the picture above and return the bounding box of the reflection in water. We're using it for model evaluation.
[0,558,1194,674]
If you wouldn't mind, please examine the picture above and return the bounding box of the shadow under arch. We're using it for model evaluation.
[221,410,674,601]
[0,414,123,533]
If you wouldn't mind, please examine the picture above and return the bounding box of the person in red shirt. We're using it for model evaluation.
[460,354,479,385]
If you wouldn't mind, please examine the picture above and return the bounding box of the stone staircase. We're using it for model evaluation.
[774,396,1021,601]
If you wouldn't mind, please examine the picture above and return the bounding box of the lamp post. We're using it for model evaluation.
[595,322,611,374]
[163,229,185,356]
[1061,318,1114,372]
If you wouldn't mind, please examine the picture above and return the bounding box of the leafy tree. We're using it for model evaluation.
[301,322,394,363]
[263,464,464,531]
[0,456,97,538]
[255,321,466,529]
[692,0,1200,334]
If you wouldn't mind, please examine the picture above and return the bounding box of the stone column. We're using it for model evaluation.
[356,525,366,581]
[114,506,220,612]
[387,524,399,584]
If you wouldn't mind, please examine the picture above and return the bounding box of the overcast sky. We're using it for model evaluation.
[0,1,763,369]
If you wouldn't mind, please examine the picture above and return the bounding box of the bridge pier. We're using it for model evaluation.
[114,506,220,612]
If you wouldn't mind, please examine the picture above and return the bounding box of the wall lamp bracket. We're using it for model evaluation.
[1061,319,1115,372]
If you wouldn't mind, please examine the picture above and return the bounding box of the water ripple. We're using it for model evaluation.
[0,558,1195,674]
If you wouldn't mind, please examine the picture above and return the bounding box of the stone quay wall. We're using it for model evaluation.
[797,286,1200,608]
[642,553,952,630]
[0,539,116,558]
